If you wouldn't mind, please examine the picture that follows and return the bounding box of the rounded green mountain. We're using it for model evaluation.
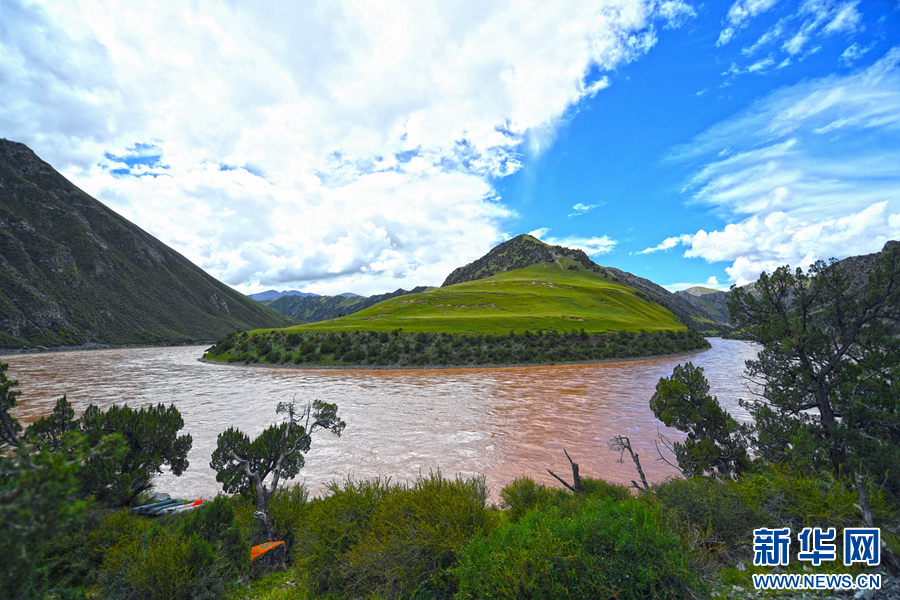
[278,262,686,335]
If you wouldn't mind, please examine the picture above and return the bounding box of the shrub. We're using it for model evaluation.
[649,476,767,557]
[99,500,249,600]
[455,496,702,600]
[296,474,495,599]
[499,476,555,523]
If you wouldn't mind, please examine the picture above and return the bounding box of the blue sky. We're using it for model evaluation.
[1,0,898,295]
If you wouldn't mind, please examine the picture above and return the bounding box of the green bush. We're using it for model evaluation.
[649,476,767,556]
[295,474,495,599]
[98,499,249,600]
[499,477,555,522]
[739,466,891,532]
[100,525,208,600]
[181,496,249,581]
[455,496,702,600]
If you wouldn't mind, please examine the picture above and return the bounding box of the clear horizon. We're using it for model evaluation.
[2,0,898,296]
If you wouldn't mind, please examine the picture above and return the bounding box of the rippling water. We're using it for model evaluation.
[5,338,757,502]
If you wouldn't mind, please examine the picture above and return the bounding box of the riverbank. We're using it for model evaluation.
[199,346,714,371]
[0,341,216,357]
[203,328,711,370]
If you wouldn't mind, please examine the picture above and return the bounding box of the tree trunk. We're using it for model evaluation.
[254,479,275,541]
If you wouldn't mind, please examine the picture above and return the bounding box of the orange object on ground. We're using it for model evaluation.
[190,499,202,507]
[250,541,285,562]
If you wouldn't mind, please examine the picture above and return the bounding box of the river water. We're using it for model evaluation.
[4,338,757,502]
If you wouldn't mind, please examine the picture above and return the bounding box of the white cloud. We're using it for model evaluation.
[662,277,731,292]
[532,230,617,256]
[717,0,780,47]
[656,0,697,28]
[725,1,865,80]
[638,235,691,254]
[568,202,605,217]
[840,42,874,66]
[658,47,900,283]
[0,0,685,295]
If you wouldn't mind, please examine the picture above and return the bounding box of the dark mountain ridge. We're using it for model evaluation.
[0,139,296,349]
[441,234,606,287]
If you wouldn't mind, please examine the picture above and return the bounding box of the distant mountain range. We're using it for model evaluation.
[248,289,320,302]
[264,286,431,322]
[0,139,296,349]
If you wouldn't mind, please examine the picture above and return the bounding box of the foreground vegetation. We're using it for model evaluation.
[15,465,897,600]
[205,327,711,367]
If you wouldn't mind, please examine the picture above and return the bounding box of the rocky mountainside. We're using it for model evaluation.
[0,139,296,349]
[441,234,607,287]
[673,287,733,328]
[266,286,430,322]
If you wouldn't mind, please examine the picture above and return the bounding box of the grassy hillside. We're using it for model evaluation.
[289,262,687,335]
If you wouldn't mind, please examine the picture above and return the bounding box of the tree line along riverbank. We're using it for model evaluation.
[203,327,711,367]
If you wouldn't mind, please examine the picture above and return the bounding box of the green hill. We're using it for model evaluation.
[292,262,685,335]
[206,240,712,366]
[0,139,297,349]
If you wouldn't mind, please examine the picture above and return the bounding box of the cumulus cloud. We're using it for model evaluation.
[0,0,689,294]
[656,47,900,284]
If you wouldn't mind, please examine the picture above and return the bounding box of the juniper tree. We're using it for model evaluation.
[649,362,752,479]
[210,399,345,540]
[729,245,900,491]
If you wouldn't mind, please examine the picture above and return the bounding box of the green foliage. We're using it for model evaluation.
[95,498,248,600]
[455,496,702,600]
[499,476,556,523]
[0,361,22,446]
[209,327,710,367]
[211,400,344,540]
[729,247,900,492]
[78,402,192,505]
[181,496,250,582]
[0,433,97,600]
[25,395,77,450]
[649,466,894,563]
[0,362,126,599]
[649,477,767,557]
[650,362,752,478]
[295,473,495,599]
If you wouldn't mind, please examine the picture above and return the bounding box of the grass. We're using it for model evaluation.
[281,264,687,336]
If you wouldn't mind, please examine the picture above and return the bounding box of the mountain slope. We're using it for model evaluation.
[674,287,733,327]
[266,286,430,322]
[0,139,296,349]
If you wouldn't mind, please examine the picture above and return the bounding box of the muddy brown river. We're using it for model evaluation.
[4,338,756,502]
